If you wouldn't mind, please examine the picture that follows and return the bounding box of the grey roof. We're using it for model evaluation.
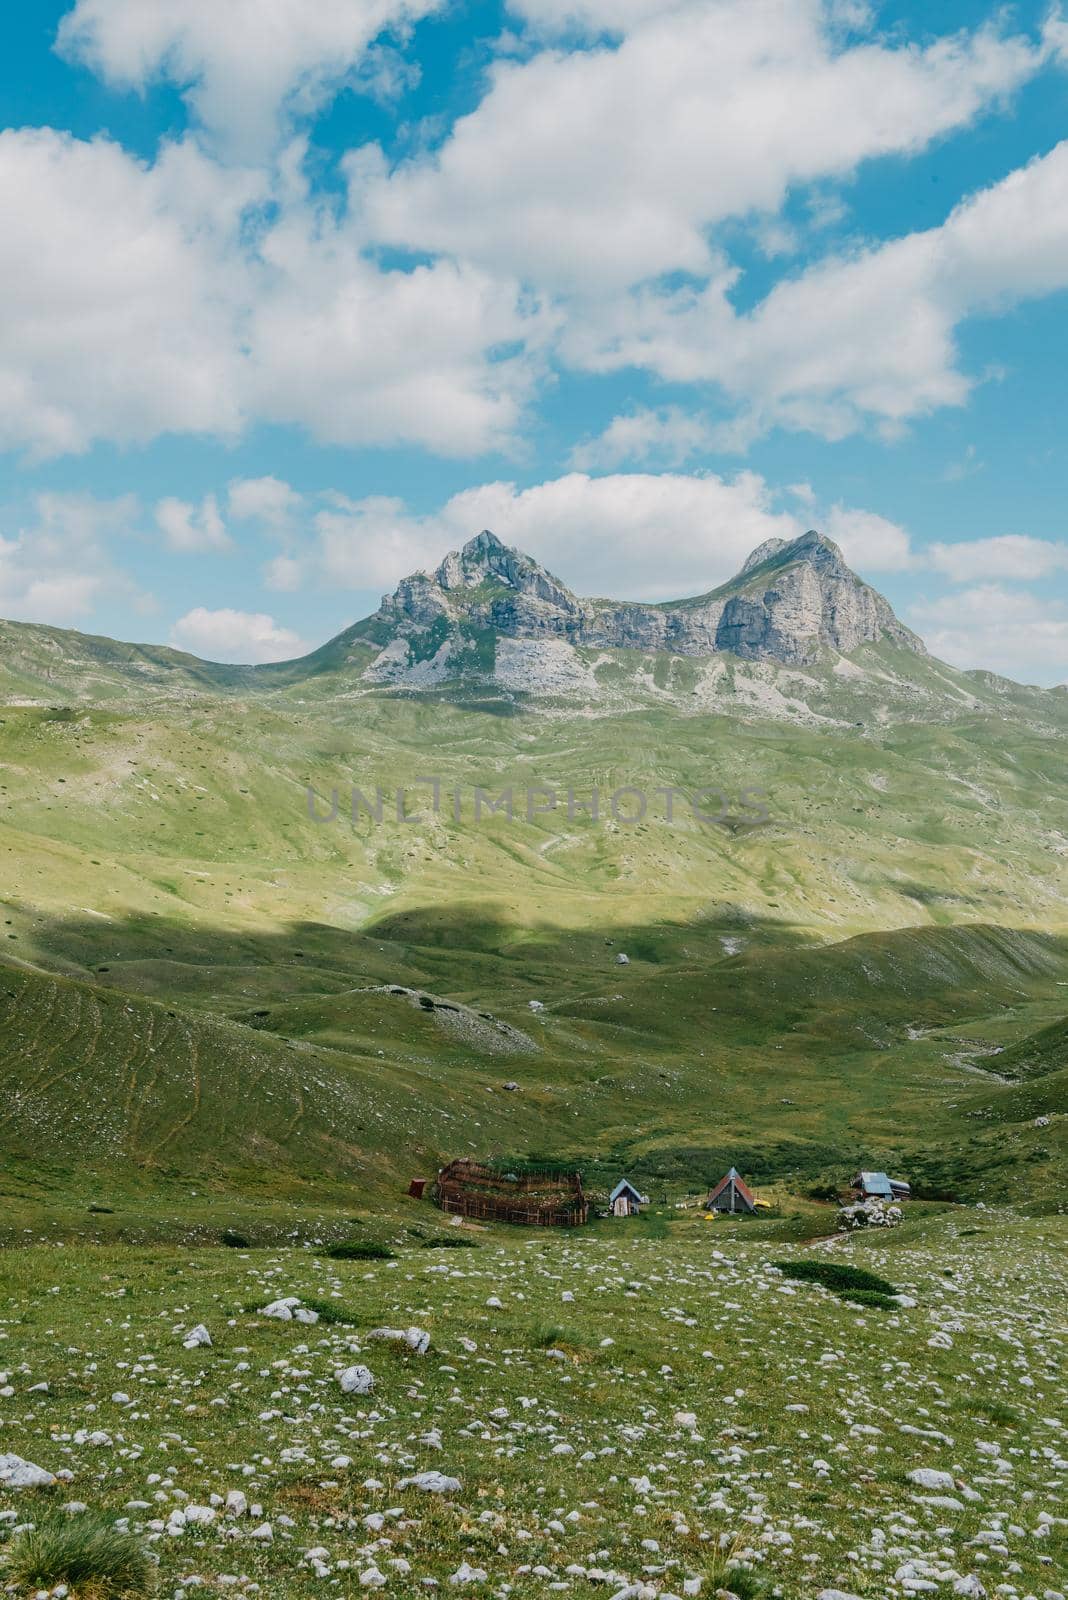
[609,1178,646,1204]
[856,1170,894,1195]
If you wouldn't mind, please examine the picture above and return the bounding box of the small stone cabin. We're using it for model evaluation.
[706,1166,756,1215]
[608,1178,647,1217]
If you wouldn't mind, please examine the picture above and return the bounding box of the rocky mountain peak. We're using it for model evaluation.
[371,525,924,676]
[739,529,844,576]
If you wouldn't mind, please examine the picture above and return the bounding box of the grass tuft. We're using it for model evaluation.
[6,1512,155,1597]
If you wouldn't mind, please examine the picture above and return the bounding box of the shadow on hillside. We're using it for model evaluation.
[12,902,1068,1061]
[16,898,812,985]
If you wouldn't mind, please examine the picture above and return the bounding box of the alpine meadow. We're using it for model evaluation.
[1,4,1067,1600]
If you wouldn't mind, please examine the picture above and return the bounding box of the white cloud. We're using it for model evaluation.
[822,506,915,573]
[0,130,255,458]
[170,606,308,663]
[929,534,1068,583]
[57,0,444,160]
[317,471,811,601]
[0,128,541,461]
[365,0,1049,291]
[0,490,143,625]
[155,493,230,553]
[228,475,303,531]
[246,188,546,456]
[570,406,720,469]
[262,554,304,593]
[910,585,1068,683]
[568,139,1068,441]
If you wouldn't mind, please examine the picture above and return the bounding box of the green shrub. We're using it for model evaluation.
[840,1288,900,1311]
[773,1259,898,1296]
[422,1235,479,1249]
[299,1296,359,1326]
[6,1512,155,1597]
[221,1228,250,1248]
[722,1569,771,1600]
[326,1239,396,1261]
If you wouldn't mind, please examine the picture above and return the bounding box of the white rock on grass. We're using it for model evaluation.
[182,1324,212,1349]
[818,1591,864,1600]
[908,1468,957,1491]
[449,1563,488,1584]
[259,1297,318,1324]
[366,1326,430,1355]
[338,1365,374,1395]
[397,1471,461,1494]
[0,1453,56,1489]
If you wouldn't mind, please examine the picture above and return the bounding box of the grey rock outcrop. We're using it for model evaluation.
[371,528,924,669]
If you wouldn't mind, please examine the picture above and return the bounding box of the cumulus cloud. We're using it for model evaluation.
[246,191,546,456]
[568,140,1068,441]
[928,534,1068,583]
[0,130,254,459]
[228,476,304,531]
[57,0,444,160]
[910,585,1068,684]
[0,128,541,461]
[570,407,721,470]
[0,490,144,625]
[309,469,916,601]
[170,606,308,663]
[365,0,1050,292]
[822,506,915,573]
[155,494,230,553]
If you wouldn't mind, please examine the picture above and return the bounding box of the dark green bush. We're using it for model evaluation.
[327,1239,396,1261]
[773,1259,898,1296]
[221,1228,251,1248]
[840,1288,900,1311]
[299,1296,359,1326]
[422,1235,479,1249]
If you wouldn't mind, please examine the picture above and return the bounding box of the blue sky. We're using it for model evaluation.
[1,0,1067,679]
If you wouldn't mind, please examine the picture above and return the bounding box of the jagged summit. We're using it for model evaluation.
[371,526,923,670]
[739,529,843,575]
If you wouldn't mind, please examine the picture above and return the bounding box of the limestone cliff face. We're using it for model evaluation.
[371,528,924,669]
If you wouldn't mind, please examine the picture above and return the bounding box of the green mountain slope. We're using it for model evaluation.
[0,532,1065,1230]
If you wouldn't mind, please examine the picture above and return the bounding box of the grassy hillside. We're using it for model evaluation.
[0,626,1065,1229]
[0,1211,1063,1598]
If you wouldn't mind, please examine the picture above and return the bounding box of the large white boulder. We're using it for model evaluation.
[0,1452,56,1489]
[397,1470,461,1494]
[338,1365,374,1395]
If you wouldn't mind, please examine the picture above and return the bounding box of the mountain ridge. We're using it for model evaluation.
[0,529,1062,728]
[370,527,925,667]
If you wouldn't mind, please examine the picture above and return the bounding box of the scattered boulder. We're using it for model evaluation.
[367,1325,430,1355]
[907,1467,956,1491]
[0,1452,56,1489]
[182,1323,212,1349]
[338,1364,374,1395]
[259,1297,319,1324]
[397,1470,461,1494]
[615,952,630,965]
